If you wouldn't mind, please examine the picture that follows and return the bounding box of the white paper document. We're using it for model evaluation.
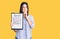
[11,13,23,30]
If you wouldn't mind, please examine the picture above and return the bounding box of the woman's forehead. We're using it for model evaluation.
[22,4,27,7]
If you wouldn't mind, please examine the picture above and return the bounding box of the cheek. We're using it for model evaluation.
[22,8,24,12]
[25,8,27,11]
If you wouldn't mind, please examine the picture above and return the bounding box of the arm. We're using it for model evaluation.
[25,14,35,28]
[26,17,32,27]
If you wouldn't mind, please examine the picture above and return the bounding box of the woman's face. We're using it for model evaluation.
[22,4,27,14]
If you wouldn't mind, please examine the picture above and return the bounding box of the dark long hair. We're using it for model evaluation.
[19,2,29,16]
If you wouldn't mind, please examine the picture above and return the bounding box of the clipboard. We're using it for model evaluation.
[11,12,23,30]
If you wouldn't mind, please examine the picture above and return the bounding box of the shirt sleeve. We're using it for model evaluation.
[29,15,35,29]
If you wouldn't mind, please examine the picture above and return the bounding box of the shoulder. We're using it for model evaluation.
[28,14,34,19]
[28,14,33,17]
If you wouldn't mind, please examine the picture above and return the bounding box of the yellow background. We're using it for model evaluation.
[0,0,60,39]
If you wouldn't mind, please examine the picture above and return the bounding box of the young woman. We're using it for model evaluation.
[11,2,35,39]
